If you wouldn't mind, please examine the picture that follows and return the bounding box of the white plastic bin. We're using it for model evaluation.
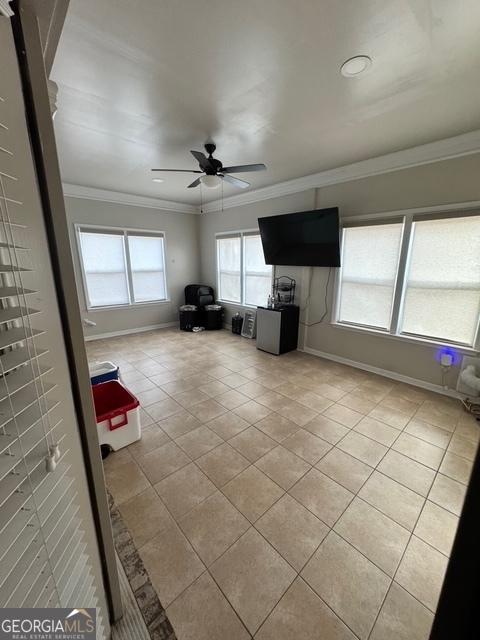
[92,381,141,451]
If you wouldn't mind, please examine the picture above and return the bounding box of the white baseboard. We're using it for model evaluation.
[84,321,178,341]
[300,345,461,399]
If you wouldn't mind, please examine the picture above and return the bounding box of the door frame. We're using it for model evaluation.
[10,0,122,622]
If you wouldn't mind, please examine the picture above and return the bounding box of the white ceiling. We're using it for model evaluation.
[51,0,480,206]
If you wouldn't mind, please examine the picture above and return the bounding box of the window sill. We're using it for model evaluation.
[330,321,479,355]
[217,300,259,310]
[87,299,172,312]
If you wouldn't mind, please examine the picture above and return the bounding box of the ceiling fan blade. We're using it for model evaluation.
[222,174,250,189]
[190,150,212,171]
[221,163,266,173]
[151,169,202,173]
[187,177,202,188]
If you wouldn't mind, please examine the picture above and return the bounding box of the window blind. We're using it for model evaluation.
[337,223,403,330]
[217,235,241,303]
[79,230,130,307]
[0,1,13,18]
[127,233,166,302]
[243,234,272,307]
[1,15,106,636]
[401,215,480,345]
[216,233,272,306]
[78,227,168,308]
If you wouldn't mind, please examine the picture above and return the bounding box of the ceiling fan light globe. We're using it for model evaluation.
[200,174,222,189]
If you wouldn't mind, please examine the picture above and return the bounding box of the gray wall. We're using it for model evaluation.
[65,196,200,338]
[199,153,480,388]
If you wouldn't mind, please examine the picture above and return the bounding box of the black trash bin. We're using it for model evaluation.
[179,304,199,331]
[204,304,223,330]
[232,313,243,335]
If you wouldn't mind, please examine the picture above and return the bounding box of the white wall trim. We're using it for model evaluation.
[203,129,480,213]
[63,183,199,214]
[84,321,177,341]
[340,199,480,223]
[299,345,463,399]
[63,129,480,216]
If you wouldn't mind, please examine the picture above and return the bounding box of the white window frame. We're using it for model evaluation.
[75,224,170,310]
[332,206,480,352]
[216,229,273,308]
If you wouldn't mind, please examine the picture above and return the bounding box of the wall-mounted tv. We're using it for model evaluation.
[258,207,340,267]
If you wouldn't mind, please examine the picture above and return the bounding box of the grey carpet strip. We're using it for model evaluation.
[108,492,177,640]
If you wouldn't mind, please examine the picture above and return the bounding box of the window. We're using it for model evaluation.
[401,216,480,345]
[216,232,272,307]
[337,223,403,330]
[78,230,130,307]
[77,226,168,308]
[244,234,273,306]
[335,213,480,348]
[217,235,241,303]
[128,233,167,302]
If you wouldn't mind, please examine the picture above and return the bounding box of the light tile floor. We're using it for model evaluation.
[91,328,479,640]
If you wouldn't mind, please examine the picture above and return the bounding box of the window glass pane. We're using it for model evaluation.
[219,272,241,302]
[401,216,480,345]
[79,231,129,307]
[132,271,166,302]
[244,235,272,306]
[245,275,272,307]
[217,236,241,302]
[338,223,403,329]
[128,235,167,302]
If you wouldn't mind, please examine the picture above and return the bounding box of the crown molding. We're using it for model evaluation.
[62,183,199,214]
[203,129,480,213]
[63,129,480,215]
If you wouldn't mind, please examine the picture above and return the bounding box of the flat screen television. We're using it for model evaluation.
[258,207,340,267]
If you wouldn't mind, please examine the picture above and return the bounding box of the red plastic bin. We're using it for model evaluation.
[92,381,141,450]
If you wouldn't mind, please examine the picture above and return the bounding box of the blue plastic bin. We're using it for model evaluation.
[89,361,119,385]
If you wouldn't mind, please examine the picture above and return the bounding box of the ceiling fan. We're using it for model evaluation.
[151,142,266,189]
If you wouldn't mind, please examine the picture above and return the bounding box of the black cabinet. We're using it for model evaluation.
[256,305,300,355]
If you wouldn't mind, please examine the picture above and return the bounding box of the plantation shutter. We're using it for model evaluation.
[0,11,108,636]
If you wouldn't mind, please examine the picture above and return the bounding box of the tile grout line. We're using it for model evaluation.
[123,370,462,571]
[365,408,465,639]
[173,427,413,636]
[96,328,473,639]
[292,406,422,637]
[147,424,320,635]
